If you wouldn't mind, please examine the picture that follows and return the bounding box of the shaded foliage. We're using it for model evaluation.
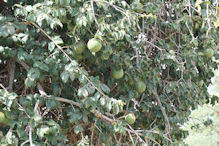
[0,0,218,145]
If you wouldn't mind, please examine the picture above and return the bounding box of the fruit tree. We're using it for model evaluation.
[0,0,218,145]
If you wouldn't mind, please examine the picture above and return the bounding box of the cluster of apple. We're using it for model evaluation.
[72,38,146,95]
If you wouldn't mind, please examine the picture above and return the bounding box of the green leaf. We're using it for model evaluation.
[86,84,95,95]
[37,125,50,138]
[36,13,50,26]
[60,71,69,83]
[113,102,120,114]
[69,113,82,123]
[27,68,41,80]
[25,78,35,88]
[100,84,110,94]
[100,97,106,106]
[82,113,88,123]
[192,38,199,47]
[52,36,64,45]
[50,18,63,29]
[48,42,55,52]
[78,87,89,97]
[65,63,72,71]
[106,99,112,112]
[74,124,83,134]
[94,92,101,101]
[33,61,49,72]
[0,25,16,37]
[69,72,75,81]
[17,50,28,61]
[215,19,219,28]
[0,89,17,110]
[79,74,87,84]
[52,83,62,96]
[46,120,59,126]
[46,99,61,109]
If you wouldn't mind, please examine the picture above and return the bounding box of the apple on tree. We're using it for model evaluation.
[87,38,102,53]
[112,68,124,79]
[135,81,146,94]
[125,113,136,124]
[73,41,86,54]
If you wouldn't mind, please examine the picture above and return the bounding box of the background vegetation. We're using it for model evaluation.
[0,0,218,145]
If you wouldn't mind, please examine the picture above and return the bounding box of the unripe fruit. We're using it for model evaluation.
[125,113,136,124]
[73,41,86,54]
[204,49,214,58]
[74,54,83,61]
[0,112,9,125]
[67,23,74,31]
[87,38,102,52]
[135,81,146,94]
[128,79,134,86]
[101,53,110,60]
[195,23,200,30]
[0,112,6,123]
[198,80,204,87]
[112,68,124,79]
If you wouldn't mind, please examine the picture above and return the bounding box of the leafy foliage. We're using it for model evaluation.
[0,0,218,145]
[181,103,219,146]
[181,68,219,146]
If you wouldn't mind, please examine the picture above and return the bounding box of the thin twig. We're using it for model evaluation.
[29,124,33,146]
[145,40,164,51]
[91,119,97,146]
[16,100,31,118]
[90,0,99,29]
[127,130,135,146]
[7,59,15,92]
[185,21,195,42]
[29,21,118,104]
[152,90,172,142]
[0,83,7,90]
[21,140,30,146]
[34,99,40,115]
[94,0,129,16]
[16,59,117,124]
[113,134,119,145]
[206,3,211,37]
[126,128,160,146]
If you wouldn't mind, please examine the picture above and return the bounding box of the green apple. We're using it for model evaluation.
[73,41,86,54]
[204,49,214,58]
[112,68,124,79]
[87,38,102,52]
[135,81,146,94]
[125,113,136,124]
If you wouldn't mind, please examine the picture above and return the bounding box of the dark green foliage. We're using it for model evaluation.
[0,0,218,145]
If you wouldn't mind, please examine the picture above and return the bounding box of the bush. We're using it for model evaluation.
[181,103,219,146]
[0,0,218,145]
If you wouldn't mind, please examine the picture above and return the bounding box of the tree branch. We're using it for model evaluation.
[16,59,117,124]
[152,90,172,142]
[7,59,15,92]
[29,21,118,104]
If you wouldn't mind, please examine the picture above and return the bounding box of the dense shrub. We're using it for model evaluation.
[0,0,218,145]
